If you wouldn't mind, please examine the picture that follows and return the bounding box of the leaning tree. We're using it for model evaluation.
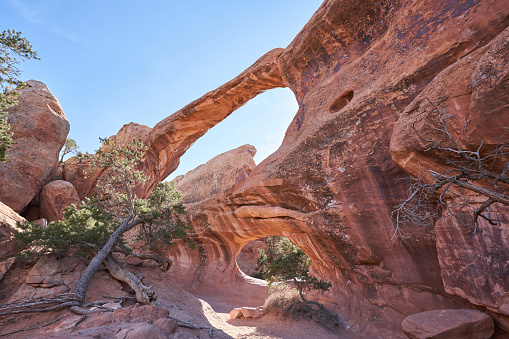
[1,137,192,316]
[256,236,333,312]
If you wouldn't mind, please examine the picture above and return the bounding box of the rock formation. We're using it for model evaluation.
[401,309,494,339]
[175,144,256,204]
[0,80,69,213]
[162,0,509,337]
[39,180,81,222]
[64,48,284,198]
[50,0,509,337]
[0,201,24,261]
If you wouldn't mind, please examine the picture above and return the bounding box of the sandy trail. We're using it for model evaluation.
[196,294,362,339]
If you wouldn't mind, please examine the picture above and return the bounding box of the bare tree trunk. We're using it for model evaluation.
[73,217,141,302]
[104,254,157,304]
[297,284,329,313]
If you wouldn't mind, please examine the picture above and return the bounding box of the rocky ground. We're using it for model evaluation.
[0,256,359,338]
[1,0,508,337]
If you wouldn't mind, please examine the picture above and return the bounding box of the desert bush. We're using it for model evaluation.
[264,288,340,330]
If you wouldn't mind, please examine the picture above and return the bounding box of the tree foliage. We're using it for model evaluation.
[12,137,192,311]
[15,200,116,261]
[59,138,79,163]
[256,236,331,298]
[0,29,39,162]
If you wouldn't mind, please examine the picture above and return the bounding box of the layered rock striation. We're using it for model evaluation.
[57,0,509,337]
[162,0,509,337]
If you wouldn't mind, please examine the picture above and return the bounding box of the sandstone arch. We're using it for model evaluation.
[64,48,287,199]
[64,0,509,336]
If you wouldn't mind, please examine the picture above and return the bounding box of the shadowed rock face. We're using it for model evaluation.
[0,201,24,261]
[65,0,509,336]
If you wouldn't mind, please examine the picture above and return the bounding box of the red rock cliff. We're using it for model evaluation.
[65,0,509,337]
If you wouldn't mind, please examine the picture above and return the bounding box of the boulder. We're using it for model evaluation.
[0,257,15,282]
[39,180,81,221]
[240,306,264,318]
[176,144,257,203]
[401,309,494,339]
[229,306,264,319]
[0,80,69,213]
[0,200,24,260]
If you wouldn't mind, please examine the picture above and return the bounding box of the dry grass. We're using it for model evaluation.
[263,289,341,331]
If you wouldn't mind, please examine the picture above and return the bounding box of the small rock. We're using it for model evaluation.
[401,309,494,339]
[153,317,178,334]
[241,306,264,318]
[229,308,243,320]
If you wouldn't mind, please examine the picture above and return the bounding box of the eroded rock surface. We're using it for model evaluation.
[54,0,509,337]
[390,24,509,323]
[0,80,69,213]
[39,180,81,222]
[175,144,257,204]
[401,309,494,339]
[0,201,24,261]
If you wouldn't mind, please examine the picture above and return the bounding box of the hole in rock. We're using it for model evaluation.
[329,90,354,112]
[236,236,338,326]
[237,236,313,281]
[237,237,269,279]
[168,88,298,179]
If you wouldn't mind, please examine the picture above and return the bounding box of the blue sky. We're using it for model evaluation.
[2,1,322,178]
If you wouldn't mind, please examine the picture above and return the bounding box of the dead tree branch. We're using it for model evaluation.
[393,99,509,237]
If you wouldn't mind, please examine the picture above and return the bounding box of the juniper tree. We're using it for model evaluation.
[256,236,332,309]
[0,30,39,161]
[59,138,79,163]
[4,137,193,315]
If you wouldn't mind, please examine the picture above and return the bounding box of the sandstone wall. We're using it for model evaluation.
[163,0,509,337]
[61,0,509,337]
